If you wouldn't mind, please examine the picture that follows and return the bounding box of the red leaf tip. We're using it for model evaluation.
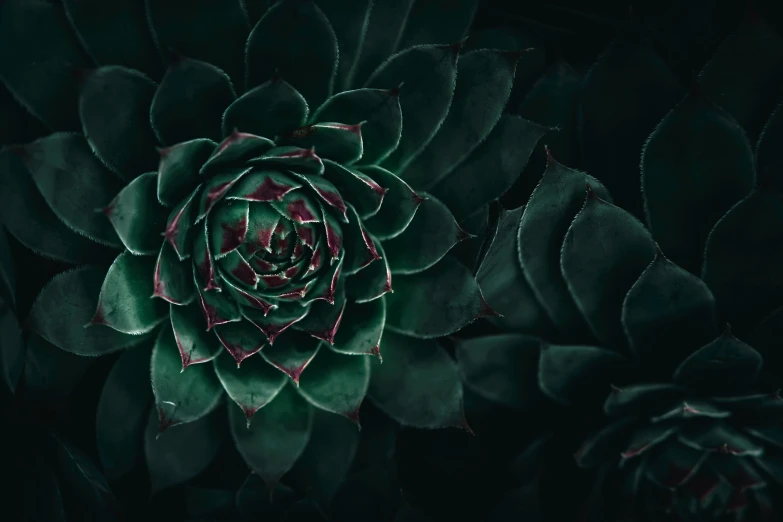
[89,305,107,326]
[344,406,362,429]
[448,36,470,56]
[388,82,404,97]
[456,223,475,242]
[455,413,475,436]
[411,191,427,206]
[544,145,557,166]
[585,184,602,201]
[370,345,383,362]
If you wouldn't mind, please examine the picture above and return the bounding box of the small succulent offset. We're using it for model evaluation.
[458,13,783,522]
[0,0,540,499]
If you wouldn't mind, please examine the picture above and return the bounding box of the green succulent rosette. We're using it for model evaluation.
[457,14,783,522]
[0,0,547,500]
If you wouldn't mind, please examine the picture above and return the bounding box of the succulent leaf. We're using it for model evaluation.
[285,122,365,165]
[92,252,168,334]
[154,242,196,305]
[0,0,91,130]
[222,78,309,139]
[403,49,520,188]
[561,190,657,349]
[574,417,636,469]
[297,347,370,423]
[144,407,222,495]
[322,160,385,218]
[157,138,216,207]
[621,249,718,368]
[24,133,124,248]
[214,350,287,422]
[200,133,274,175]
[702,190,783,336]
[538,343,629,406]
[214,320,267,366]
[477,206,552,333]
[246,0,338,108]
[311,88,402,165]
[332,297,386,357]
[641,94,756,275]
[229,384,314,488]
[27,266,154,355]
[151,57,236,145]
[429,115,547,220]
[79,66,160,180]
[518,157,611,336]
[170,301,222,369]
[106,172,169,255]
[368,330,465,429]
[384,194,469,275]
[385,256,487,338]
[0,146,114,264]
[366,44,458,174]
[362,165,424,240]
[456,334,543,410]
[260,329,322,383]
[345,240,392,303]
[96,345,153,481]
[151,325,224,430]
[146,0,249,88]
[62,0,161,78]
[396,0,478,50]
[673,329,763,394]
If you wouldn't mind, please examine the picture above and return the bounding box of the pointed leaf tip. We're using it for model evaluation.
[585,183,602,200]
[478,295,503,318]
[455,413,474,436]
[456,223,475,242]
[371,345,383,362]
[345,406,362,430]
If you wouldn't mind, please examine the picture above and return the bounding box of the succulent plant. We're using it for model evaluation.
[0,0,546,505]
[457,9,783,522]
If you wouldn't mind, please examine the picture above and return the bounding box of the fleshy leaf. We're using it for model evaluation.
[516,61,581,164]
[170,301,222,369]
[144,408,222,495]
[96,345,153,481]
[214,320,267,366]
[603,383,684,417]
[227,170,301,202]
[699,18,783,140]
[402,49,520,188]
[314,0,371,90]
[574,417,637,469]
[24,133,124,248]
[91,252,167,334]
[105,172,169,255]
[245,203,281,252]
[579,37,684,218]
[236,473,297,519]
[246,0,337,108]
[363,165,425,240]
[222,77,309,139]
[27,267,152,355]
[350,0,416,88]
[260,329,321,384]
[157,139,216,207]
[702,190,783,335]
[153,242,196,305]
[320,203,345,260]
[518,156,611,335]
[61,0,161,78]
[368,331,465,429]
[244,304,308,344]
[146,0,249,88]
[311,88,402,165]
[0,147,110,264]
[332,297,386,357]
[429,116,547,221]
[385,256,487,338]
[200,133,274,175]
[641,94,755,275]
[383,194,468,274]
[270,189,322,224]
[673,327,763,394]
[622,249,718,368]
[345,241,392,303]
[209,200,249,258]
[162,186,199,260]
[151,326,223,430]
[290,172,348,219]
[248,146,325,175]
[342,207,381,274]
[151,56,236,145]
[297,347,370,423]
[55,437,116,514]
[476,206,553,333]
[214,351,287,422]
[79,66,160,180]
[229,384,314,487]
[285,122,364,164]
[366,44,458,173]
[561,189,657,348]
[219,250,259,288]
[395,0,478,50]
[538,343,629,406]
[286,410,361,511]
[456,334,543,410]
[322,160,385,218]
[196,167,251,222]
[0,0,91,130]
[194,271,242,330]
[23,334,95,407]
